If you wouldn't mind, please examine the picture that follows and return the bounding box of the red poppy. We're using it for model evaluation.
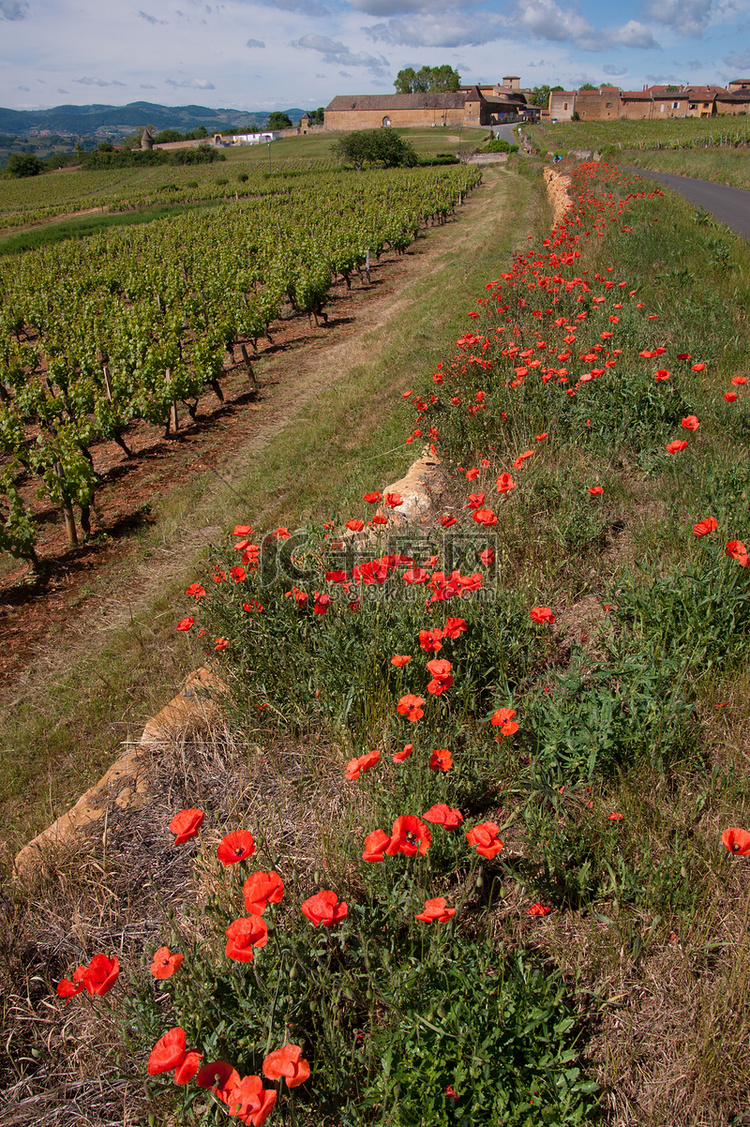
[220,1074,277,1126]
[588,486,604,496]
[666,440,688,454]
[345,519,364,532]
[174,1052,203,1085]
[530,606,555,624]
[467,492,486,509]
[397,694,426,721]
[393,743,413,763]
[385,492,403,508]
[285,587,308,607]
[429,747,453,772]
[472,508,498,527]
[443,617,467,639]
[415,897,456,923]
[439,514,457,527]
[363,492,382,503]
[732,376,747,386]
[225,915,269,962]
[243,600,264,613]
[186,582,206,598]
[313,591,330,615]
[217,830,256,865]
[422,803,463,829]
[426,658,452,681]
[215,638,230,651]
[419,628,444,653]
[56,953,120,1002]
[725,540,748,559]
[243,871,285,915]
[195,1060,237,1092]
[169,808,205,844]
[150,946,183,980]
[371,514,388,526]
[391,655,411,667]
[362,828,391,862]
[176,617,194,631]
[148,1027,187,1075]
[681,415,700,431]
[722,827,750,855]
[345,749,380,781]
[693,517,718,537]
[230,566,246,583]
[466,822,503,859]
[692,363,706,372]
[526,903,551,917]
[608,812,624,821]
[301,890,348,927]
[403,567,430,584]
[263,1044,310,1088]
[654,369,670,381]
[724,392,738,403]
[386,814,431,856]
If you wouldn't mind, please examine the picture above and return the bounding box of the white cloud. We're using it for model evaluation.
[246,37,266,47]
[291,33,389,73]
[74,76,127,86]
[264,0,330,15]
[165,76,216,88]
[138,10,167,25]
[725,48,750,67]
[643,0,713,35]
[366,11,503,47]
[611,20,658,48]
[348,0,424,14]
[511,0,658,50]
[602,63,627,75]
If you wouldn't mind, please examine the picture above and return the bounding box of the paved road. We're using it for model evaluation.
[620,166,750,240]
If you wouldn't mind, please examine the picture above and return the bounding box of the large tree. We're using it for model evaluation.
[394,65,461,94]
[267,111,293,130]
[332,129,418,170]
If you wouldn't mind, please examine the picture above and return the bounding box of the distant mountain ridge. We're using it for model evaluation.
[0,102,308,137]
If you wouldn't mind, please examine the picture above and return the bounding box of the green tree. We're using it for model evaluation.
[268,112,293,130]
[580,83,597,91]
[333,129,418,170]
[6,153,45,177]
[394,65,460,93]
[308,107,325,125]
[154,128,184,143]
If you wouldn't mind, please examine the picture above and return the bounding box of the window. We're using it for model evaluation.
[660,104,665,112]
[563,102,568,110]
[606,102,611,108]
[382,116,391,127]
[672,101,679,109]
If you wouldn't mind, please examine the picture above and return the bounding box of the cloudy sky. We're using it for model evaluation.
[1,0,749,112]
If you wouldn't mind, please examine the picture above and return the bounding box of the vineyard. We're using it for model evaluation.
[0,164,481,565]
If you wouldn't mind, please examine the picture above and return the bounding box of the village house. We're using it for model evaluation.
[324,78,533,131]
[547,81,750,122]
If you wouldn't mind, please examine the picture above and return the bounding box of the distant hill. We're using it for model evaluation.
[0,102,309,138]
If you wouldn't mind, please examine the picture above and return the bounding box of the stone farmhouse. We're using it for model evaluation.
[548,80,750,122]
[324,77,536,131]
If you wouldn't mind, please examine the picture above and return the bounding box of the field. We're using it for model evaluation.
[3,143,750,1127]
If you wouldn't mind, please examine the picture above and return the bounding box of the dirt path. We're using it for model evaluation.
[2,169,511,707]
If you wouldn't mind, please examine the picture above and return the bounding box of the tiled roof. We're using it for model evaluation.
[326,93,466,112]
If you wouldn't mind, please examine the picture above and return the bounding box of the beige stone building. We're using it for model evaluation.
[547,81,750,122]
[324,78,534,131]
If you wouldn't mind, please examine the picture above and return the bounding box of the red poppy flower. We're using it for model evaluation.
[243,871,285,915]
[176,617,194,631]
[345,519,364,532]
[608,812,624,821]
[693,517,718,537]
[397,694,425,721]
[429,747,452,772]
[426,658,452,682]
[391,654,411,667]
[169,1051,201,1085]
[345,749,380,781]
[170,808,205,844]
[233,524,254,536]
[666,440,688,454]
[443,617,467,639]
[526,903,551,916]
[732,376,747,386]
[148,1027,187,1075]
[56,953,120,1002]
[677,353,691,360]
[215,638,230,651]
[588,486,604,496]
[490,706,519,737]
[362,828,391,862]
[217,829,256,865]
[225,915,269,961]
[726,540,748,559]
[301,890,348,927]
[530,606,555,624]
[285,587,308,607]
[681,415,700,431]
[371,514,388,526]
[363,492,382,503]
[150,946,183,980]
[386,814,431,856]
[313,591,330,615]
[466,822,503,859]
[230,566,246,583]
[419,628,444,653]
[393,743,413,763]
[385,492,403,508]
[692,363,705,372]
[725,392,738,403]
[221,1074,277,1126]
[195,1060,237,1093]
[722,827,750,855]
[654,369,670,381]
[403,567,430,585]
[186,582,206,598]
[263,1044,310,1088]
[415,897,456,923]
[243,601,264,613]
[422,803,463,829]
[472,508,498,527]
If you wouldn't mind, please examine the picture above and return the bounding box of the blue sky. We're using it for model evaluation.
[1,0,749,112]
